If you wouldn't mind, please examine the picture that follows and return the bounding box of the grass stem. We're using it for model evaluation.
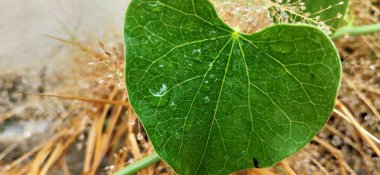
[114,152,160,175]
[331,23,380,39]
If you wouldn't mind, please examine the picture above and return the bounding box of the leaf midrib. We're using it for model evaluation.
[194,36,237,174]
[177,37,233,169]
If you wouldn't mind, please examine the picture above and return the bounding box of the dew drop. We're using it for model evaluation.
[191,49,202,56]
[364,115,372,121]
[337,12,343,19]
[116,82,125,89]
[130,119,136,126]
[148,2,159,6]
[370,65,376,71]
[150,84,168,97]
[169,102,177,111]
[104,165,114,171]
[344,33,350,39]
[149,2,163,13]
[208,31,218,39]
[175,132,181,140]
[154,6,163,13]
[203,96,211,104]
[147,88,170,108]
[137,132,144,141]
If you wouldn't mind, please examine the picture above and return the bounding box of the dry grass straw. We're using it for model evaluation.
[0,36,149,175]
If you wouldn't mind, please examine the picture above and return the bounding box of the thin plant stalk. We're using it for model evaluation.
[331,23,380,39]
[114,152,160,175]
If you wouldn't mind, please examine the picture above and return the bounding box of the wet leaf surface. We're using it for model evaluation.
[124,0,341,174]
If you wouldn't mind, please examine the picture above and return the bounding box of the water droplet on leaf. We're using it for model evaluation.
[191,49,202,57]
[203,96,211,104]
[148,84,170,108]
[208,30,218,39]
[169,102,177,111]
[175,132,181,140]
[149,2,163,13]
[150,84,168,97]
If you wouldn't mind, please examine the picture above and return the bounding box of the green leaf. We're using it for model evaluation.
[270,0,349,33]
[124,0,341,174]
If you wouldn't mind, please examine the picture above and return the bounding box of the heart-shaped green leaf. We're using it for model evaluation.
[270,0,349,33]
[124,0,341,174]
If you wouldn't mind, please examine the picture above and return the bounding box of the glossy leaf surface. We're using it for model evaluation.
[124,0,341,174]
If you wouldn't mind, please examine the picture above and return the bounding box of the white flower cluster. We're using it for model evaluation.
[213,0,345,34]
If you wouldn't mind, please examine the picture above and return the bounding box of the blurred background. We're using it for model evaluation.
[0,0,130,174]
[0,0,380,175]
[0,0,128,74]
